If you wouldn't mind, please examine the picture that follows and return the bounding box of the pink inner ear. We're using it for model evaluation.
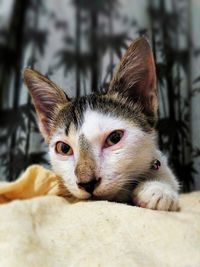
[129,46,157,116]
[146,55,157,114]
[147,55,156,90]
[140,55,157,112]
[40,116,51,136]
[23,68,69,141]
[33,96,55,137]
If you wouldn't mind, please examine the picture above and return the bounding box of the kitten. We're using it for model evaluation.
[23,37,179,211]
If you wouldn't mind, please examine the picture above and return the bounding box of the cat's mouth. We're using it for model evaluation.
[88,194,114,201]
[76,190,113,201]
[87,190,120,201]
[89,195,102,200]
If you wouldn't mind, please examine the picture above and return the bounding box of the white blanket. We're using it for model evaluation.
[0,192,199,267]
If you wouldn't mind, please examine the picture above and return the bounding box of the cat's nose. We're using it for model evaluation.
[77,177,101,194]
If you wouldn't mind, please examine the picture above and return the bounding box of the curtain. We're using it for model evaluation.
[0,0,200,191]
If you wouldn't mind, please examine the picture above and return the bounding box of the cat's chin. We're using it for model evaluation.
[70,190,91,200]
[72,192,115,201]
[73,193,112,201]
[90,195,103,200]
[91,191,121,201]
[69,188,132,203]
[69,184,128,202]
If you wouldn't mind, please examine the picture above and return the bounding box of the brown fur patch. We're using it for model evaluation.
[75,134,96,183]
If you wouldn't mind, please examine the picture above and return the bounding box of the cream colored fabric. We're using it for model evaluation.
[0,192,199,266]
[0,165,200,267]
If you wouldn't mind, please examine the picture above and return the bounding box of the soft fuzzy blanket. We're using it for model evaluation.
[0,166,199,267]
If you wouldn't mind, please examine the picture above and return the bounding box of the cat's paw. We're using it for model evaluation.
[132,181,179,211]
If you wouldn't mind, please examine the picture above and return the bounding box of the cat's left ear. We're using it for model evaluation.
[23,68,70,142]
[108,37,157,120]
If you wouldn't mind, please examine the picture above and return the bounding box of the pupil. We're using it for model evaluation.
[110,132,121,144]
[61,143,70,153]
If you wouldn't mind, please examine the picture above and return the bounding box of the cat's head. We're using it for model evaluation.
[23,37,158,201]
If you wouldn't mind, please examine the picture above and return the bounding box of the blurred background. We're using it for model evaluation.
[0,0,200,192]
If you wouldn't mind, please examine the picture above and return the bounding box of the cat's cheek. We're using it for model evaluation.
[49,152,91,200]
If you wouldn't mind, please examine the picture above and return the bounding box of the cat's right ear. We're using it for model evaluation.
[108,37,157,123]
[23,68,70,142]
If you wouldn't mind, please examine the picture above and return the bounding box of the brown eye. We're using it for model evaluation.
[104,130,124,148]
[55,142,73,156]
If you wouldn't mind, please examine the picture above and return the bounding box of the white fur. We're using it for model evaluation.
[49,109,150,198]
[49,126,90,199]
[81,109,144,142]
[49,108,179,210]
[132,181,179,211]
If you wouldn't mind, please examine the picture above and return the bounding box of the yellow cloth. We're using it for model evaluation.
[0,165,77,204]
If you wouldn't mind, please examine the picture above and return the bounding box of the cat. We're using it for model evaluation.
[23,37,179,211]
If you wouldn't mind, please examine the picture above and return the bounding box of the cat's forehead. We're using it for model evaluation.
[52,108,145,146]
[81,109,130,138]
[81,109,146,146]
[55,94,153,137]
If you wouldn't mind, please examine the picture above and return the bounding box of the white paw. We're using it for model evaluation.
[132,181,179,211]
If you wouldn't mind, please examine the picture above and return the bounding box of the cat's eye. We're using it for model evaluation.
[55,141,73,156]
[104,130,124,148]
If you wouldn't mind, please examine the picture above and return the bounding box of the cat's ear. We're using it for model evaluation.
[23,68,70,142]
[108,37,157,118]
